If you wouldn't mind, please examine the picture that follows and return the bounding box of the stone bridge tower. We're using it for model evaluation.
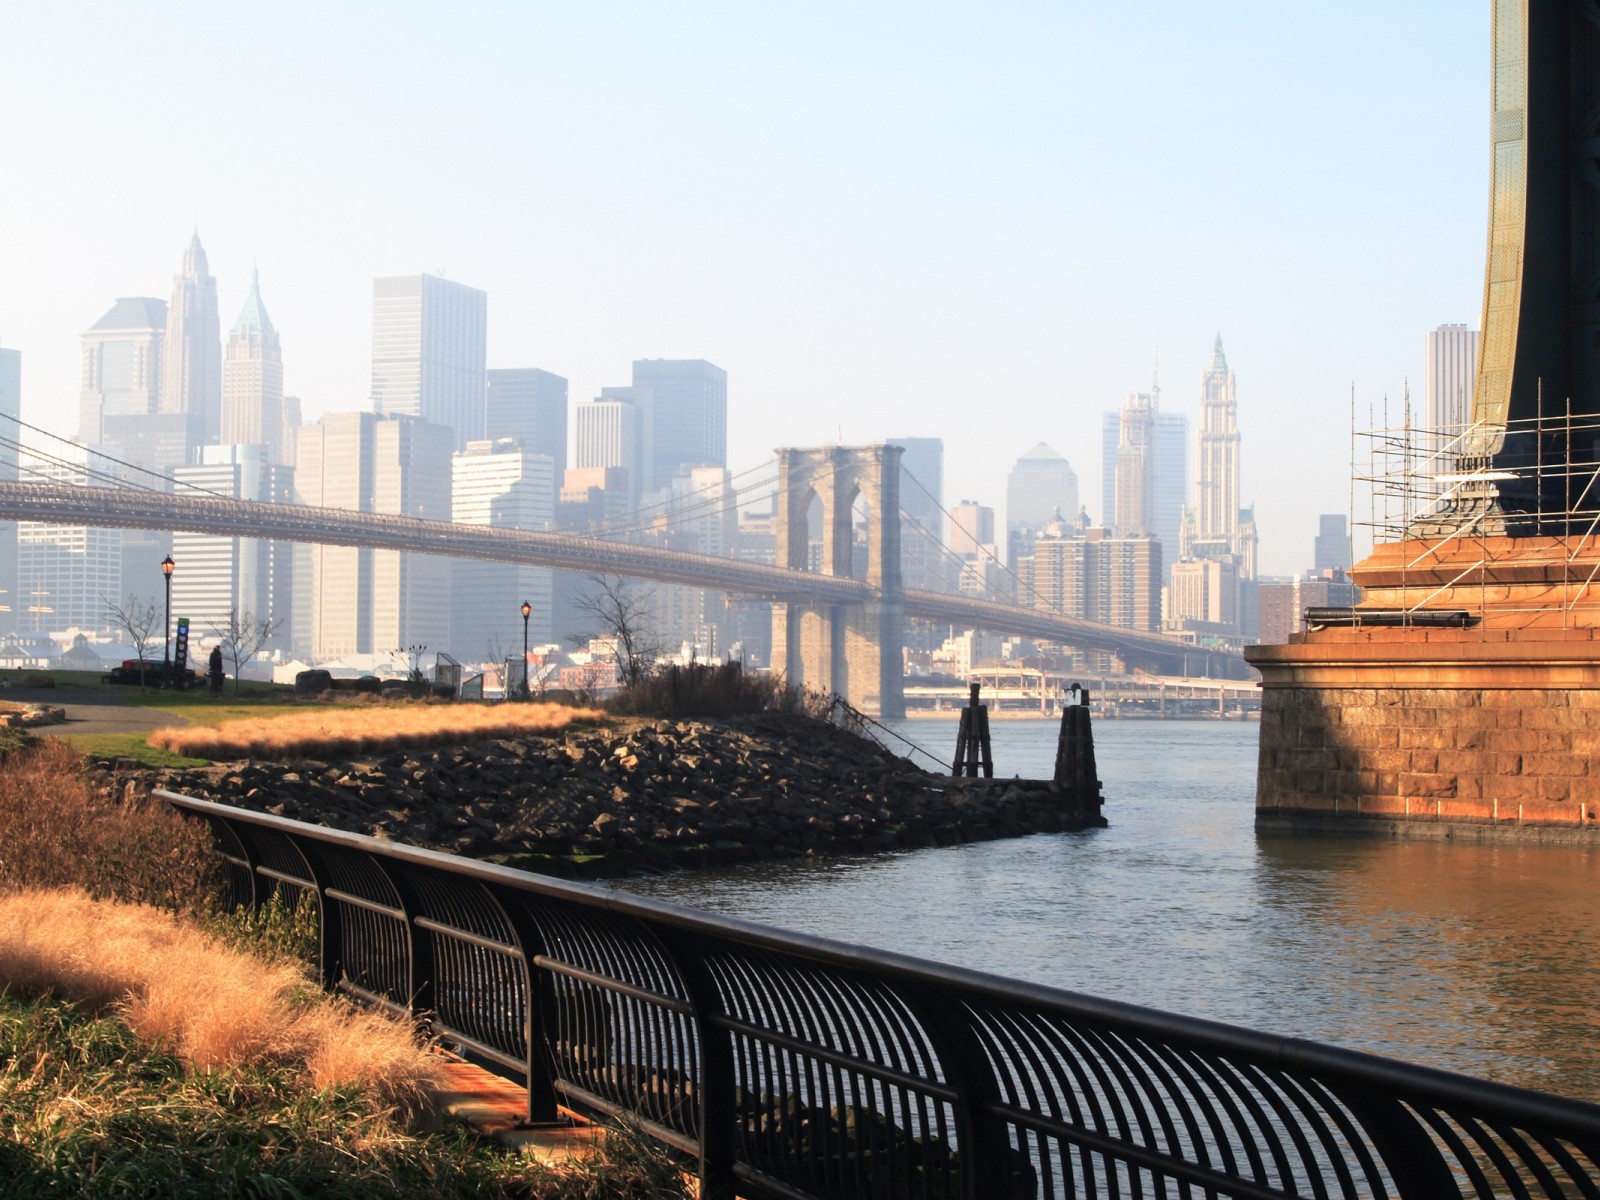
[770,444,905,718]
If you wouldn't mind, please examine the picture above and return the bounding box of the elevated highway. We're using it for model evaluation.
[0,481,1245,676]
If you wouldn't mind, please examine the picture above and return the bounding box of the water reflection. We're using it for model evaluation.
[616,718,1600,1101]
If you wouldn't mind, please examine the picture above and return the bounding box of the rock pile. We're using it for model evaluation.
[99,713,1104,878]
[0,704,66,728]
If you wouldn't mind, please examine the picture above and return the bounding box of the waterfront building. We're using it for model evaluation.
[371,274,488,450]
[160,234,222,444]
[1006,443,1078,568]
[486,368,568,480]
[450,439,556,657]
[170,444,292,647]
[1424,323,1479,464]
[17,444,120,633]
[79,297,167,445]
[632,358,726,492]
[221,269,286,462]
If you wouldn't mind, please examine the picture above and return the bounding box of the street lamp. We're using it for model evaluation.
[520,600,532,699]
[161,556,175,687]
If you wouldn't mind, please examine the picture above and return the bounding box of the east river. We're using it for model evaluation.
[616,717,1600,1103]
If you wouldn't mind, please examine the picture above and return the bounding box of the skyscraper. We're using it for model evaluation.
[170,445,293,647]
[574,393,643,507]
[221,269,286,462]
[486,368,568,477]
[371,417,453,656]
[0,346,19,632]
[631,359,726,491]
[1005,443,1078,567]
[17,445,120,632]
[1103,397,1187,588]
[293,412,375,659]
[371,275,488,450]
[1313,514,1352,574]
[79,298,166,444]
[1196,336,1241,547]
[1425,324,1479,464]
[450,439,556,657]
[160,234,222,444]
[888,437,946,592]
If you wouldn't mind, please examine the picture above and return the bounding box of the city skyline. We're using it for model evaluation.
[0,4,1489,578]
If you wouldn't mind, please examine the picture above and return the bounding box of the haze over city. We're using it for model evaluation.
[1,2,1487,578]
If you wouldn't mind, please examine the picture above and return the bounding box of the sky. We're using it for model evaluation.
[0,2,1489,577]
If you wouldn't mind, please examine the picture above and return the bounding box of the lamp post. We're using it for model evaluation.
[161,556,175,687]
[520,600,531,699]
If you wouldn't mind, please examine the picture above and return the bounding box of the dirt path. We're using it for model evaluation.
[1,687,192,736]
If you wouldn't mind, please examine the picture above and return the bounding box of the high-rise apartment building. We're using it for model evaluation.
[1019,519,1161,632]
[17,445,120,632]
[450,439,556,657]
[161,234,222,444]
[79,298,167,445]
[170,444,293,647]
[486,368,568,479]
[631,359,726,491]
[371,275,488,450]
[1425,324,1479,462]
[1006,443,1078,568]
[221,269,286,462]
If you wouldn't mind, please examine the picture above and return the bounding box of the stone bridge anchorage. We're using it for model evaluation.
[0,466,1244,717]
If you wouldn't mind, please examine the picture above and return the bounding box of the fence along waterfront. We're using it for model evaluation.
[162,789,1600,1199]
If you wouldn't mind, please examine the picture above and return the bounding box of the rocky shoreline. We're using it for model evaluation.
[95,713,1104,879]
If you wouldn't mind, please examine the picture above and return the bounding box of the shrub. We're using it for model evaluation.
[0,738,219,916]
[22,672,54,688]
[608,662,833,720]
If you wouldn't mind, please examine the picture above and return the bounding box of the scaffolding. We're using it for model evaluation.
[1351,400,1600,627]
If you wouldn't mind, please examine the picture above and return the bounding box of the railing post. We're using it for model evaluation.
[488,886,563,1125]
[655,927,737,1200]
[278,836,343,991]
[364,855,433,1017]
[1324,1083,1463,1197]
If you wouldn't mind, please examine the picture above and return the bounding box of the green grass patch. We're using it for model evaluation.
[0,669,108,690]
[54,732,210,768]
[0,991,688,1199]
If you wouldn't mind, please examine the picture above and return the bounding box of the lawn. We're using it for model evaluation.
[55,732,211,768]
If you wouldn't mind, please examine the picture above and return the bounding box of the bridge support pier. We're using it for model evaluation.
[770,446,905,718]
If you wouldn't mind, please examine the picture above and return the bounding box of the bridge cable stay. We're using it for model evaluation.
[0,436,185,496]
[0,415,244,503]
[560,458,782,540]
[898,466,1048,612]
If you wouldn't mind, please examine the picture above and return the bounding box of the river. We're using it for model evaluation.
[615,717,1600,1103]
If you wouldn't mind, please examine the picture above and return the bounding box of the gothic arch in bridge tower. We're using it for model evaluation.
[771,444,905,718]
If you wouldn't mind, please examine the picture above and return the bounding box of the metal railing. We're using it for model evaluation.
[163,790,1600,1199]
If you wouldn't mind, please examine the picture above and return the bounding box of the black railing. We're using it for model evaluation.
[161,790,1600,1200]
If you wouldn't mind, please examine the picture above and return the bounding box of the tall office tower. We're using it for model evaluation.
[948,501,995,558]
[17,445,121,632]
[372,417,453,656]
[486,368,568,478]
[280,395,302,466]
[889,437,946,592]
[170,445,293,648]
[371,274,488,450]
[574,393,643,508]
[1152,411,1188,584]
[1424,324,1479,461]
[632,359,727,491]
[1112,393,1156,538]
[1196,337,1242,552]
[160,234,222,443]
[1005,443,1078,568]
[294,412,376,659]
[1024,520,1162,632]
[79,298,166,444]
[948,501,1003,599]
[648,465,738,652]
[0,346,18,632]
[1102,400,1186,586]
[221,269,286,462]
[450,439,556,657]
[1313,514,1352,574]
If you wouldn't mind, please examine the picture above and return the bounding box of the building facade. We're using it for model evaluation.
[486,368,568,479]
[79,298,167,445]
[160,234,222,444]
[0,347,18,632]
[221,269,286,462]
[631,359,727,493]
[371,274,488,450]
[1020,519,1162,632]
[1424,323,1479,464]
[574,393,643,507]
[17,445,120,633]
[450,439,556,658]
[1006,443,1078,568]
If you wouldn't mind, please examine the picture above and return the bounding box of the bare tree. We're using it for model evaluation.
[104,595,160,688]
[570,575,662,688]
[208,607,282,694]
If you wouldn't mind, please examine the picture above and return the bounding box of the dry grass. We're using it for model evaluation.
[0,737,218,915]
[149,700,608,761]
[0,888,444,1118]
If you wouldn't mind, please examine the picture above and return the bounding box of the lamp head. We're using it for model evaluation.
[520,601,532,619]
[161,556,175,578]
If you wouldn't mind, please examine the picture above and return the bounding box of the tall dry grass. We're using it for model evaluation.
[0,888,444,1118]
[0,737,218,915]
[149,700,607,761]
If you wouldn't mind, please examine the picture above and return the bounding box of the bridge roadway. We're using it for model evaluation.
[0,482,1242,674]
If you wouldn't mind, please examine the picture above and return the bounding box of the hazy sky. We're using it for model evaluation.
[0,2,1488,576]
